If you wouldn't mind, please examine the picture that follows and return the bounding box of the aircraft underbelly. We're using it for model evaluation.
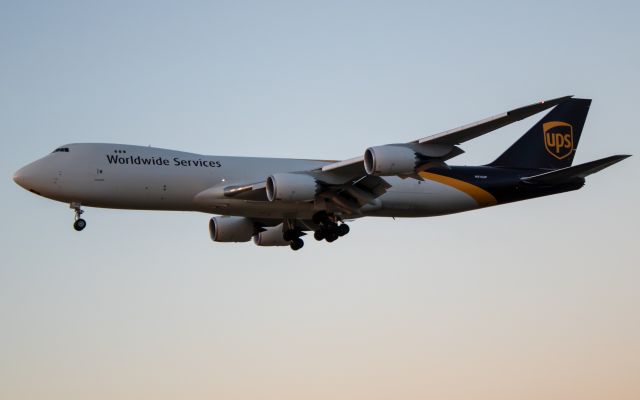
[371,179,480,217]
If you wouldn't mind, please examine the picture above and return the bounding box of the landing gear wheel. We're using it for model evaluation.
[314,230,325,241]
[290,238,304,251]
[325,231,339,243]
[70,202,86,232]
[73,218,87,231]
[337,224,350,237]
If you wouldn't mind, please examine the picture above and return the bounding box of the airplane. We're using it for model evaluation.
[13,96,630,250]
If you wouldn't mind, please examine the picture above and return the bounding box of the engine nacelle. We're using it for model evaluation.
[364,145,420,176]
[266,173,319,202]
[364,143,457,176]
[253,225,290,246]
[209,216,255,242]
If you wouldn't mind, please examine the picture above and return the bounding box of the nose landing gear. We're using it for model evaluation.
[70,202,86,231]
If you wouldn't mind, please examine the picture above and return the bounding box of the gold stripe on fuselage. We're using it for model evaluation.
[418,172,497,207]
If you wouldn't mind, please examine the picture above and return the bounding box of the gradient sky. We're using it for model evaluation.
[1,1,639,399]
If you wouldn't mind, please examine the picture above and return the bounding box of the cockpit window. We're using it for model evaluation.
[52,147,69,153]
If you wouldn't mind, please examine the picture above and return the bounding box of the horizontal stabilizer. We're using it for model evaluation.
[522,155,631,185]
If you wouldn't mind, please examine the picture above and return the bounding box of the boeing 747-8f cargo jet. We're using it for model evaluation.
[13,96,629,250]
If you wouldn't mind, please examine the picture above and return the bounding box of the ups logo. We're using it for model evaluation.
[543,121,573,160]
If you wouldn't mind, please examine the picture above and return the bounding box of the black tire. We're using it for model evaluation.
[290,238,304,251]
[325,232,338,243]
[73,219,86,231]
[283,230,295,241]
[314,230,325,241]
[337,224,350,236]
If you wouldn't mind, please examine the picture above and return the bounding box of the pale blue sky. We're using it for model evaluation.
[1,1,639,399]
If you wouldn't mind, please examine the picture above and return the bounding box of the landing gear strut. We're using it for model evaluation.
[70,202,86,231]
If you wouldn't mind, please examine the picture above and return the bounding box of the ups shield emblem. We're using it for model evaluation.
[543,121,573,160]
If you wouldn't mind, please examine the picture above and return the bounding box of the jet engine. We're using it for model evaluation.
[364,145,419,176]
[266,173,319,202]
[364,143,458,176]
[209,216,255,242]
[253,225,290,246]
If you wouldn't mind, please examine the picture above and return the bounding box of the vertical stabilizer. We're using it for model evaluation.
[489,98,591,170]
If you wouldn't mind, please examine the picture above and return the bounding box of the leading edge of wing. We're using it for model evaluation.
[321,155,364,173]
[416,95,573,146]
[319,95,574,177]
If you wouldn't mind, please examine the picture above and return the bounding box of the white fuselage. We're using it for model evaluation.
[14,143,483,220]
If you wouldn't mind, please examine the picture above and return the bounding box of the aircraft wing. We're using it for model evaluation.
[213,172,391,214]
[221,181,268,200]
[320,95,573,176]
[204,96,575,214]
[194,181,269,204]
[416,95,573,145]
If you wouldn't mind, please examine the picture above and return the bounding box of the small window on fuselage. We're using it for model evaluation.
[52,147,69,153]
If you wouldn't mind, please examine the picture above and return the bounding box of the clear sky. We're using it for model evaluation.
[1,1,639,399]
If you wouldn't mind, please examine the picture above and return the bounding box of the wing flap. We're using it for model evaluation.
[316,174,391,214]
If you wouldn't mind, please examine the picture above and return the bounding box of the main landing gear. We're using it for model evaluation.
[312,211,350,243]
[282,212,351,251]
[289,237,304,251]
[282,226,306,251]
[70,202,86,231]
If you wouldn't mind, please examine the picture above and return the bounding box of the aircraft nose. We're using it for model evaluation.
[13,166,29,188]
[13,162,43,191]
